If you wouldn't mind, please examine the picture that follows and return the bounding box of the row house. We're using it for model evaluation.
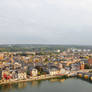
[28,67,38,77]
[0,69,2,80]
[18,70,27,80]
[31,69,38,77]
[49,66,60,76]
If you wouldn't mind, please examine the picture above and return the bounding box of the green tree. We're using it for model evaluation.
[84,64,90,69]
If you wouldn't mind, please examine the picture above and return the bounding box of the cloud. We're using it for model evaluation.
[0,0,92,45]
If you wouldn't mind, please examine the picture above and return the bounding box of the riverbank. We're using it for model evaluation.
[0,75,63,85]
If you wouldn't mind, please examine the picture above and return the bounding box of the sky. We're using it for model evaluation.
[0,0,92,45]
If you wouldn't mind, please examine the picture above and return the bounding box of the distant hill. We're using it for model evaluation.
[0,44,92,52]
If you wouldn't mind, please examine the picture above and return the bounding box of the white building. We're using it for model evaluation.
[49,68,59,76]
[31,69,38,77]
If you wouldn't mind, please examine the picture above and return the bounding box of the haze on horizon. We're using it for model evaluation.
[0,0,92,45]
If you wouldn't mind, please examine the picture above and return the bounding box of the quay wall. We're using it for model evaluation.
[0,75,63,85]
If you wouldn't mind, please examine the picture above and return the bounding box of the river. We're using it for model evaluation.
[0,78,92,92]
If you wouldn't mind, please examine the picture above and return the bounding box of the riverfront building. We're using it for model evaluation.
[0,48,91,83]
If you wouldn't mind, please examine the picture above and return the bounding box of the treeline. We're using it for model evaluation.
[0,47,33,52]
[0,46,66,52]
[0,44,92,52]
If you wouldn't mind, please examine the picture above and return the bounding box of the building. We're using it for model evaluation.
[59,68,66,74]
[88,58,92,67]
[0,69,2,80]
[31,68,38,77]
[80,62,84,70]
[49,66,59,76]
[18,70,27,80]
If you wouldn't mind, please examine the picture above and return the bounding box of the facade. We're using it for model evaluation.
[49,68,59,76]
[31,69,38,77]
[88,58,92,67]
[2,70,9,79]
[80,62,84,70]
[58,63,63,69]
[0,69,2,80]
[18,72,27,80]
[60,69,66,74]
[10,70,18,80]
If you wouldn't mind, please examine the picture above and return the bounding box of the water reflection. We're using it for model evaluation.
[30,80,42,87]
[0,78,92,92]
[0,84,16,92]
[0,78,66,91]
[0,82,27,92]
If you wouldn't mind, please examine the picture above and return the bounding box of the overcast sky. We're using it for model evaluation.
[0,0,92,45]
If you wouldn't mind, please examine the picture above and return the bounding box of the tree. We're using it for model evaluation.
[84,64,90,69]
